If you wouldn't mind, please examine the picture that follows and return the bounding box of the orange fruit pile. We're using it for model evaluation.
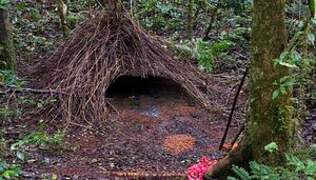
[163,134,195,155]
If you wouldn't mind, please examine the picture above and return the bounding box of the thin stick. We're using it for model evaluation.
[219,67,248,150]
[227,125,245,151]
[0,87,67,96]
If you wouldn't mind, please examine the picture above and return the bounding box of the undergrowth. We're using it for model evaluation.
[11,130,65,161]
[229,143,316,180]
[0,160,21,180]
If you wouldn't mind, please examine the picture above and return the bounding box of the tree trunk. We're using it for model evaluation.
[0,9,16,71]
[56,0,69,36]
[248,0,295,164]
[100,0,122,9]
[205,0,296,178]
[187,0,194,40]
[203,5,219,41]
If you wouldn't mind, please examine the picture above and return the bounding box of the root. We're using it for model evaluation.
[204,140,251,179]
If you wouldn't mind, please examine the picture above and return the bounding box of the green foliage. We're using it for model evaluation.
[0,0,9,10]
[222,0,252,15]
[12,0,92,57]
[272,76,296,100]
[66,13,84,28]
[10,130,65,161]
[174,38,233,72]
[67,0,97,12]
[135,0,183,32]
[0,160,20,180]
[0,70,24,88]
[210,40,233,56]
[309,0,316,18]
[195,39,232,71]
[264,142,278,153]
[271,16,316,127]
[229,144,316,180]
[0,106,21,119]
[194,39,215,72]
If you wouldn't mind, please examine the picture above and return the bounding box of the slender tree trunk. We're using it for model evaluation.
[205,0,296,178]
[203,5,219,41]
[56,0,69,36]
[101,0,122,8]
[0,8,16,71]
[129,0,133,17]
[187,0,194,40]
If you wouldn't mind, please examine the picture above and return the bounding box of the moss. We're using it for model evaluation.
[0,9,16,71]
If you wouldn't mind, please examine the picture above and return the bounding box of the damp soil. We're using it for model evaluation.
[17,76,241,179]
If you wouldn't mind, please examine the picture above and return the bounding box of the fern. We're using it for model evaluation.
[230,146,316,180]
[229,165,251,180]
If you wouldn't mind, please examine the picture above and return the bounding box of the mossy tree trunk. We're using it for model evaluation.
[247,0,295,164]
[0,8,16,71]
[205,0,296,178]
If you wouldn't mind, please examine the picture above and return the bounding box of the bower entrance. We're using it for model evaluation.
[106,76,188,99]
[106,76,194,119]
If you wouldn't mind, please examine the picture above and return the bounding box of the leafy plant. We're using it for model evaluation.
[0,107,21,119]
[194,39,215,72]
[10,130,65,161]
[0,70,24,89]
[0,160,21,180]
[0,0,9,10]
[228,144,316,180]
[134,0,183,32]
[264,142,278,153]
[272,76,296,100]
[194,39,233,72]
[173,38,233,72]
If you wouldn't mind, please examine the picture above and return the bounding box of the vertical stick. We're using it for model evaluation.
[219,67,248,150]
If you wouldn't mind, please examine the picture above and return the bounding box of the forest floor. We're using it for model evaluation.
[2,74,314,179]
[2,73,246,179]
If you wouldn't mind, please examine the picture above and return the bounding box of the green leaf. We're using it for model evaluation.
[280,86,287,95]
[309,0,316,18]
[264,142,278,153]
[0,0,9,10]
[227,177,238,180]
[307,33,315,46]
[305,160,316,176]
[279,62,299,69]
[272,90,280,100]
[16,151,25,161]
[231,165,251,180]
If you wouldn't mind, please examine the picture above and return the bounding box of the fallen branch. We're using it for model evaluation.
[0,87,67,96]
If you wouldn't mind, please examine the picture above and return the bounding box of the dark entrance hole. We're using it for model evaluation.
[106,76,188,99]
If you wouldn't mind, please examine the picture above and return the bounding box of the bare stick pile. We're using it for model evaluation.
[38,8,216,127]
